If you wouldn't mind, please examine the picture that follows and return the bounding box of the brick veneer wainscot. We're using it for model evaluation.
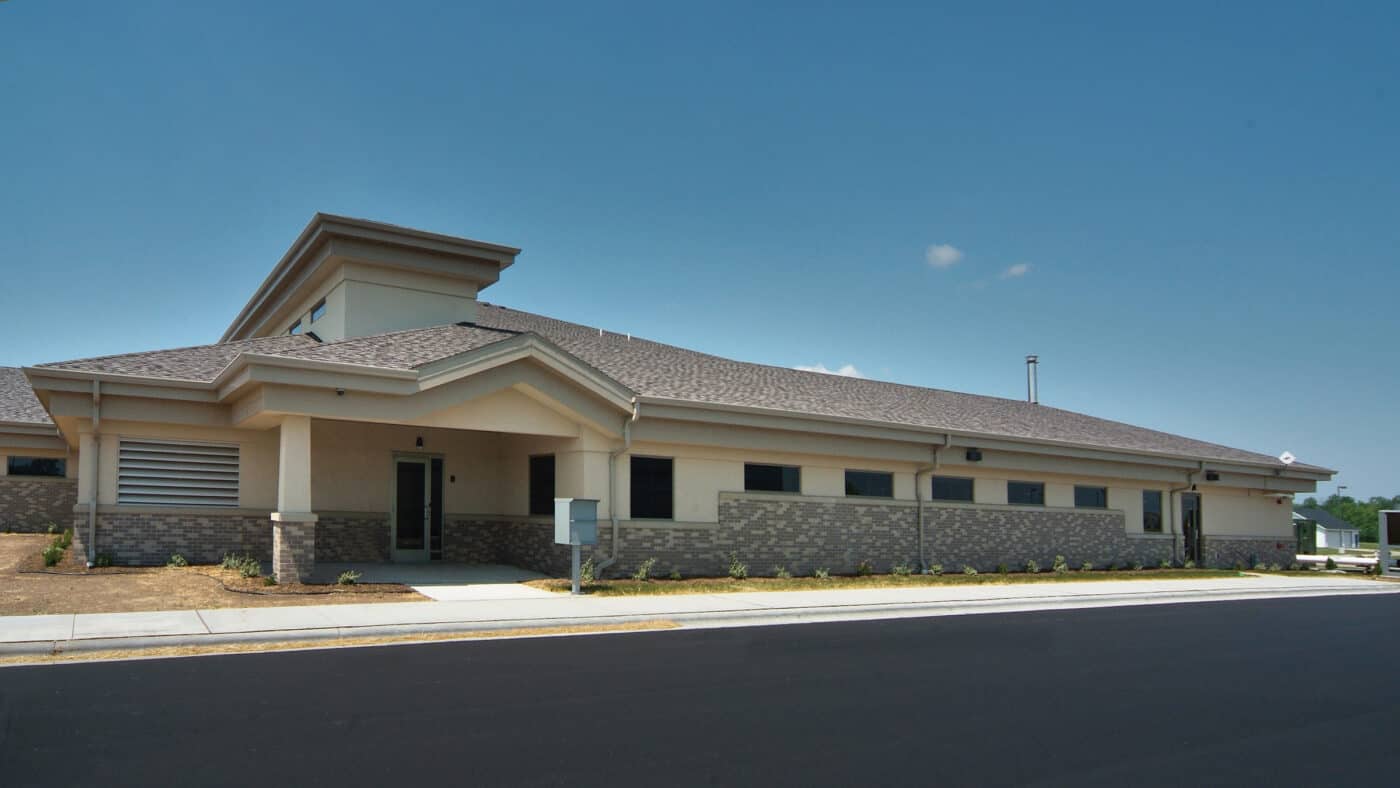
[0,477,78,532]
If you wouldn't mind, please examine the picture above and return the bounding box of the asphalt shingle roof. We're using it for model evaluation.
[36,335,319,382]
[0,367,52,425]
[19,303,1328,471]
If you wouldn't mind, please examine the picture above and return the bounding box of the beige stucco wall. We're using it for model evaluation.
[58,408,1295,545]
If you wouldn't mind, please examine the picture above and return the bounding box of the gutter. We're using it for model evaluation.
[87,380,101,566]
[595,397,639,577]
[913,435,952,573]
[1168,461,1205,564]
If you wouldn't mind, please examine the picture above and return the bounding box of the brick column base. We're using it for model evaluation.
[272,514,317,584]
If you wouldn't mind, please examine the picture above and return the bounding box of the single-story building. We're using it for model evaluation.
[1,214,1335,581]
[1293,507,1360,550]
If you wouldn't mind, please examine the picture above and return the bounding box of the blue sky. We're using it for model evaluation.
[1,1,1396,498]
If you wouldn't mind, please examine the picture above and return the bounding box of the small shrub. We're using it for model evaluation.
[928,563,943,576]
[167,554,189,568]
[1252,561,1269,572]
[1183,558,1196,569]
[1325,557,1337,570]
[772,564,792,579]
[1024,559,1039,574]
[997,563,1009,575]
[1288,562,1301,571]
[262,576,277,586]
[669,568,682,581]
[1052,555,1069,575]
[1131,561,1144,571]
[42,544,63,566]
[962,565,978,576]
[46,522,60,535]
[632,557,657,582]
[1268,563,1281,572]
[94,553,113,568]
[814,567,831,579]
[728,552,749,580]
[222,553,261,578]
[1080,561,1094,572]
[581,557,596,584]
[337,570,361,586]
[891,561,913,576]
[1159,558,1173,569]
[58,529,73,549]
[855,559,874,577]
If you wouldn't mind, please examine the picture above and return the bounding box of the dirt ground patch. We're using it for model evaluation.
[0,534,427,616]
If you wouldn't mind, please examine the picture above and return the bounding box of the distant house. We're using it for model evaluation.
[1294,507,1360,549]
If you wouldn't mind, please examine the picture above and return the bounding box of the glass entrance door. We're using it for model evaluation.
[393,458,430,562]
[1181,492,1202,564]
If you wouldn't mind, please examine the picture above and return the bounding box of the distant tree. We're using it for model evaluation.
[1310,494,1400,542]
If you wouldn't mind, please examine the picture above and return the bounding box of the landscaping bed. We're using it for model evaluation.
[528,568,1267,596]
[1,534,426,616]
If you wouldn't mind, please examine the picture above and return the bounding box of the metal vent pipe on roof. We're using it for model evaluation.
[1026,355,1039,404]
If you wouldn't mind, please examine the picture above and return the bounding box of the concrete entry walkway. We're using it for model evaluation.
[312,562,554,601]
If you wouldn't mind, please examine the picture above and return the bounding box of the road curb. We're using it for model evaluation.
[2,582,1394,659]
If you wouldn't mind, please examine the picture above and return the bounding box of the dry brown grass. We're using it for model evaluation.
[0,534,427,616]
[0,620,680,666]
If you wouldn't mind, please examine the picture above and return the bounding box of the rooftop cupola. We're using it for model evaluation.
[221,213,520,343]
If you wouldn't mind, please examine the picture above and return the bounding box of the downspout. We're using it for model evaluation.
[914,434,952,573]
[87,380,101,566]
[595,397,638,577]
[1168,461,1204,564]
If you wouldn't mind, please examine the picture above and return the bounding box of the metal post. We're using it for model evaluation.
[571,543,581,595]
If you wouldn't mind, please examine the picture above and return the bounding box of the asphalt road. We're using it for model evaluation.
[2,595,1397,787]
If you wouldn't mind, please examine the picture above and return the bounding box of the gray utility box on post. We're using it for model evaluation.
[554,498,599,546]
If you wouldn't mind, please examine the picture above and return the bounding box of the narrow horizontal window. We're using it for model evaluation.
[117,439,239,507]
[845,470,893,498]
[930,475,974,502]
[6,457,65,477]
[1143,490,1163,533]
[311,299,327,322]
[744,463,800,493]
[1074,485,1108,509]
[289,320,302,335]
[528,454,555,516]
[630,456,673,519]
[1007,481,1044,506]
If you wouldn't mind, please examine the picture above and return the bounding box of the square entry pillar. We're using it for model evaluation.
[272,415,317,583]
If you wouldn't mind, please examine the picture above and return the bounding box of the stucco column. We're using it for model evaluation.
[272,415,317,583]
[75,432,99,561]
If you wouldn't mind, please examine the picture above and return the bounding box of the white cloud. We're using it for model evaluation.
[1000,262,1031,279]
[795,363,865,378]
[925,243,964,269]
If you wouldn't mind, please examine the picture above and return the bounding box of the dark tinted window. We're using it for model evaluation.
[1007,481,1045,506]
[930,475,974,502]
[745,463,800,493]
[631,456,673,519]
[289,320,302,335]
[7,457,65,477]
[1074,486,1108,508]
[1143,490,1163,532]
[845,470,893,497]
[529,454,555,516]
[311,299,327,322]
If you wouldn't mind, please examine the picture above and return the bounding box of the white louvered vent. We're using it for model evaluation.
[117,439,240,507]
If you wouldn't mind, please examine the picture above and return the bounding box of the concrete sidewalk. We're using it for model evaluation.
[2,573,1396,657]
